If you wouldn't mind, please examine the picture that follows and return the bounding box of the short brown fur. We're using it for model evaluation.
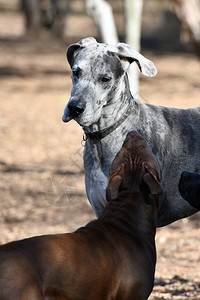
[0,131,162,300]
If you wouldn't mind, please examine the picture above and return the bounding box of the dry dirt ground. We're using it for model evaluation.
[0,7,200,300]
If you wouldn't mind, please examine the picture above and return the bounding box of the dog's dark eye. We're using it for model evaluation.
[72,70,79,77]
[72,68,81,78]
[100,75,111,83]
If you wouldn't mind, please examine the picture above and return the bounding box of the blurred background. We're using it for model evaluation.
[0,1,199,298]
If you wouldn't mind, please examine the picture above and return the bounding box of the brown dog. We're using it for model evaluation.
[0,131,162,300]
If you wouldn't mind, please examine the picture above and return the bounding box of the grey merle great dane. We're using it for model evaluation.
[62,37,200,227]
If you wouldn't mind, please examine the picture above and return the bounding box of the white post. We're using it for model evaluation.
[124,0,143,97]
[86,0,118,45]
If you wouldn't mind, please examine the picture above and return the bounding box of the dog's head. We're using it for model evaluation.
[62,37,157,127]
[106,131,162,202]
[179,171,200,210]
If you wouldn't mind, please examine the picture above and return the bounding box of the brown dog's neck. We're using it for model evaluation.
[99,190,158,242]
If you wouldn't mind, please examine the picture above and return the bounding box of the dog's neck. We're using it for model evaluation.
[99,189,158,242]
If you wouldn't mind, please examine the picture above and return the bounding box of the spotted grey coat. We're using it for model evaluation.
[63,37,200,227]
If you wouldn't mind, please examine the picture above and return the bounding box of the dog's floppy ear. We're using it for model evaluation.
[114,42,157,77]
[67,37,97,67]
[106,174,123,201]
[143,163,162,196]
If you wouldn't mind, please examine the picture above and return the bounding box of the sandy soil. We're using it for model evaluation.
[0,7,200,300]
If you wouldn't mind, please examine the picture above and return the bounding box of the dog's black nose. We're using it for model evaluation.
[68,101,84,117]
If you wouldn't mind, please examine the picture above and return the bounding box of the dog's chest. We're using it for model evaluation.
[84,142,116,215]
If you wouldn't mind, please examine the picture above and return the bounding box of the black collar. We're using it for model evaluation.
[82,104,131,142]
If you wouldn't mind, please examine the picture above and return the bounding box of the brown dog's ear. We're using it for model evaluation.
[106,174,123,201]
[143,164,162,196]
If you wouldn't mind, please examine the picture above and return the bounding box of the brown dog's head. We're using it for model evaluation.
[106,131,162,202]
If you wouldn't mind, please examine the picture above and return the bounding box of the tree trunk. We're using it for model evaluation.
[124,0,143,97]
[173,0,200,57]
[86,0,118,45]
[22,0,41,32]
